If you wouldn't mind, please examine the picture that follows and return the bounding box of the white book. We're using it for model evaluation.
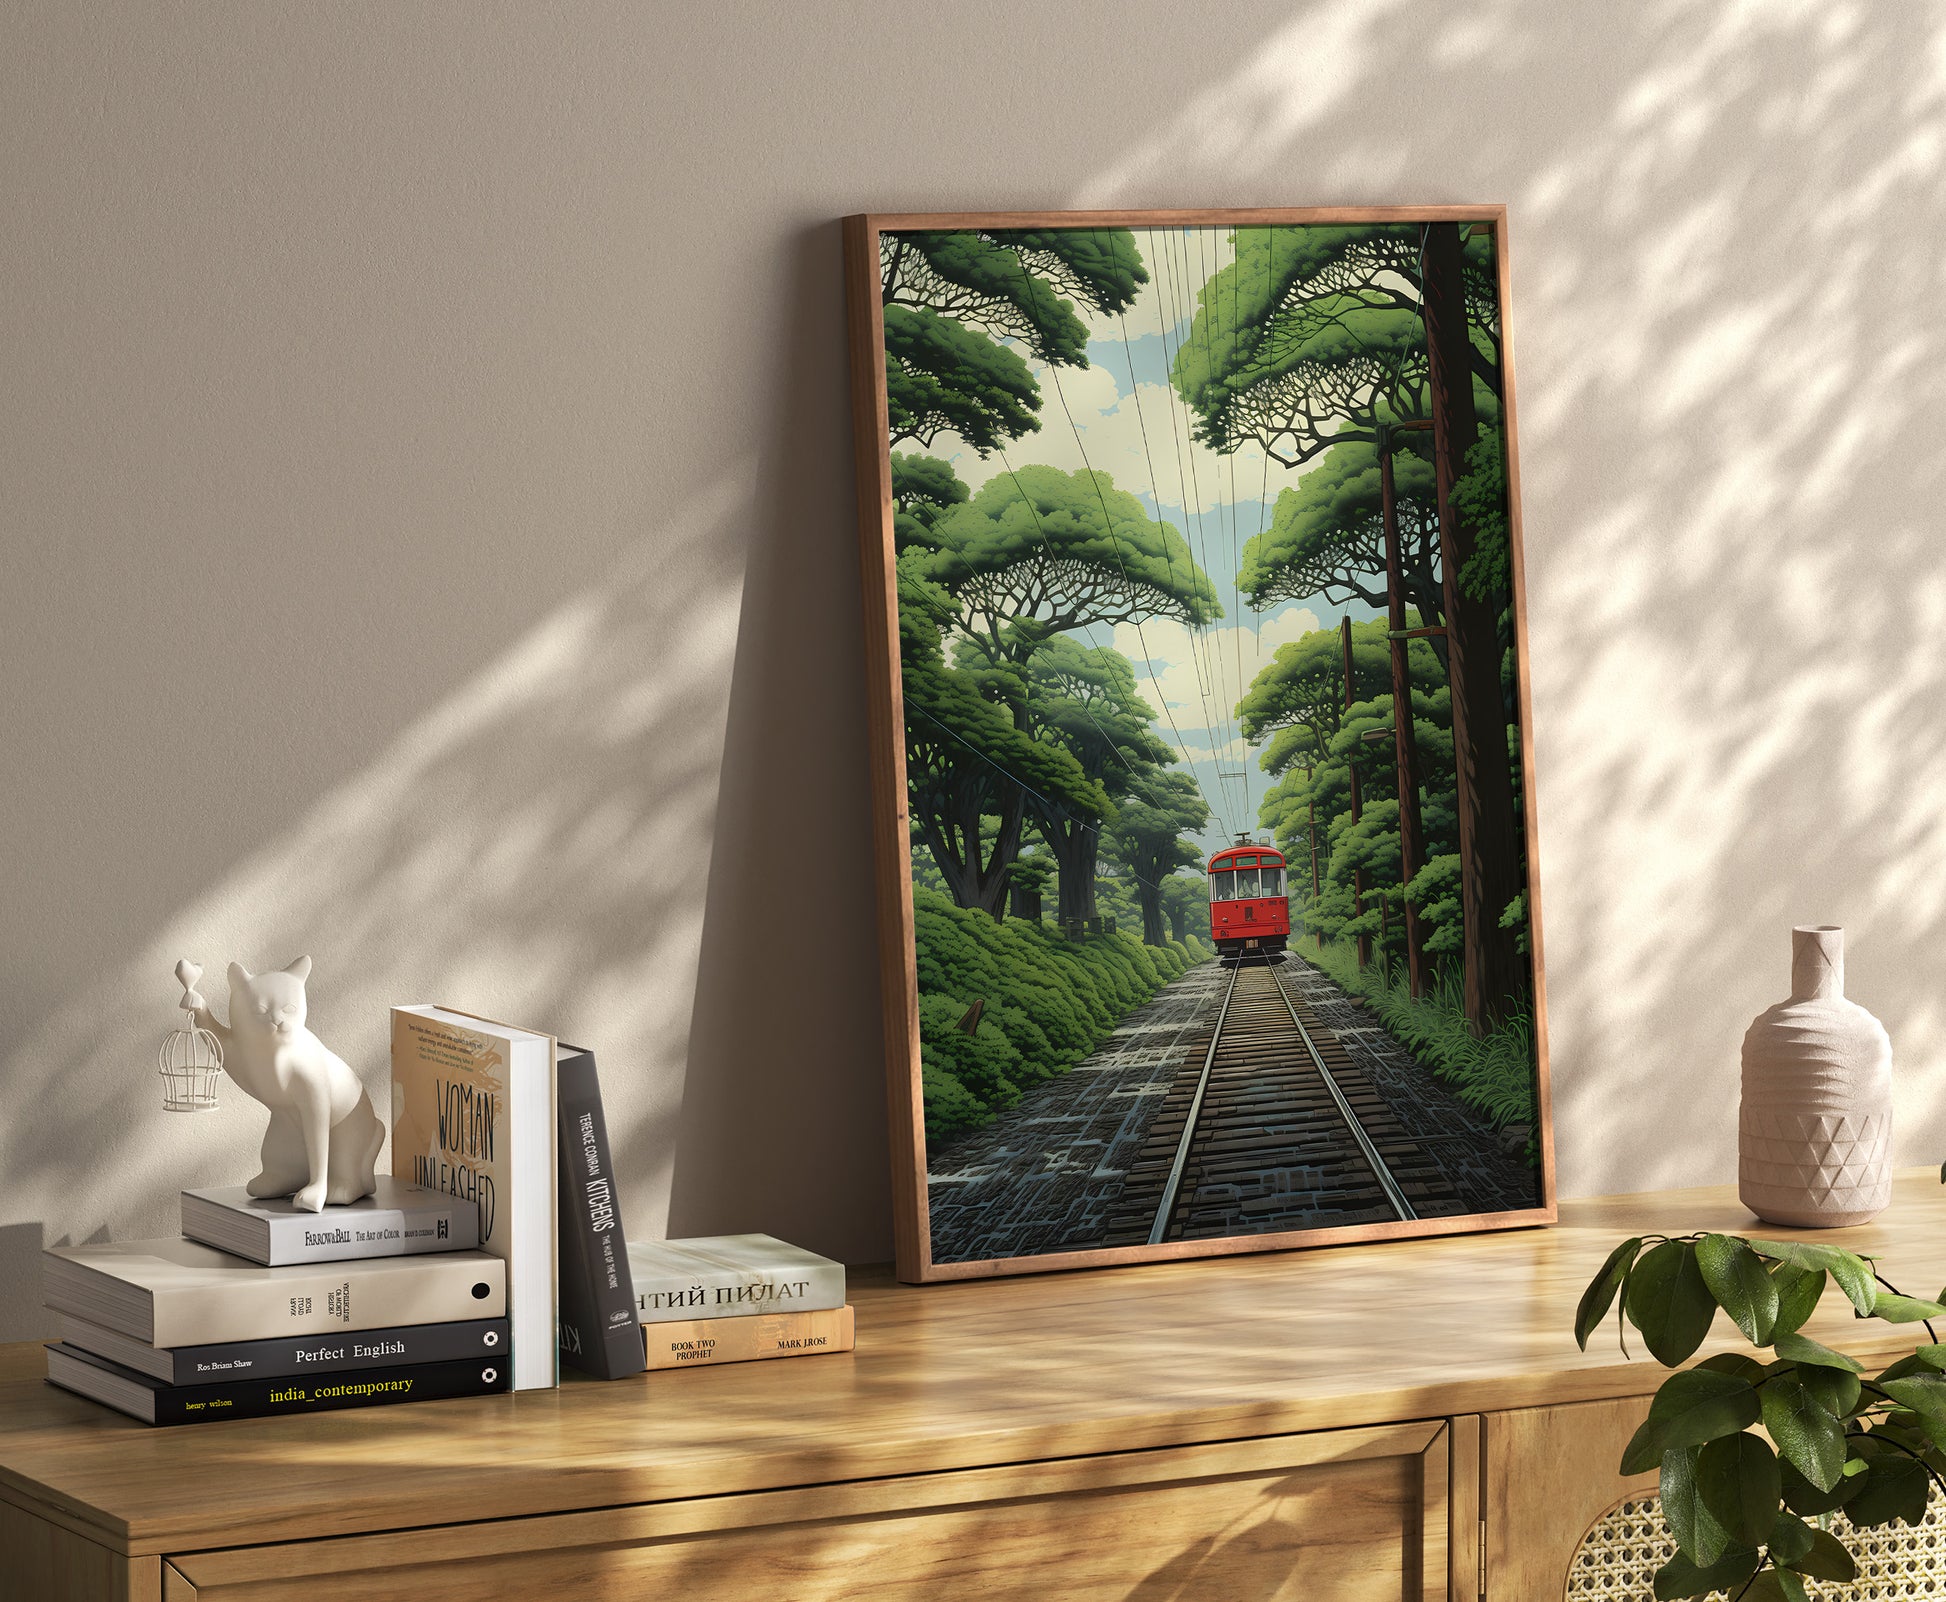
[390,1005,557,1391]
[41,1238,506,1346]
[628,1234,846,1324]
[181,1177,480,1265]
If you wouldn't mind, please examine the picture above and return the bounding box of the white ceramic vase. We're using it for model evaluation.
[1739,926,1892,1228]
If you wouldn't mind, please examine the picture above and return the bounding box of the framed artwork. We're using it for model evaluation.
[843,208,1555,1282]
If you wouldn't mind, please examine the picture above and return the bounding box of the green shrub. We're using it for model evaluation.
[1308,942,1538,1156]
[914,888,1208,1144]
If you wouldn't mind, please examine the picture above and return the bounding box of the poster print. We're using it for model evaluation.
[843,208,1555,1281]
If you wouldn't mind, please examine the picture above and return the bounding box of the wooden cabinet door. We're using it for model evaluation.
[1482,1394,1656,1600]
[165,1422,1465,1602]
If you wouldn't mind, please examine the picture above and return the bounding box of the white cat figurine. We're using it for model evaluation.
[175,956,384,1213]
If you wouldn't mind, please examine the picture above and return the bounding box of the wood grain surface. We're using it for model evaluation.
[4,1174,1945,1561]
[164,1424,1449,1601]
[1485,1394,1658,1598]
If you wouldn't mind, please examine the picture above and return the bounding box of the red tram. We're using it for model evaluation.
[1207,839,1291,961]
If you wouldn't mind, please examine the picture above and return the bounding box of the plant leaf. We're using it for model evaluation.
[1696,1351,1768,1384]
[1576,1236,1643,1350]
[1626,1240,1718,1367]
[1746,1239,1877,1316]
[1879,1375,1946,1419]
[1650,1547,1760,1600]
[1737,1565,1809,1602]
[1779,1453,1866,1515]
[1697,1233,1780,1344]
[1619,1370,1763,1475]
[1844,1454,1931,1528]
[1911,1343,1946,1370]
[1660,1444,1730,1566]
[1872,1291,1946,1324]
[1770,1331,1862,1372]
[1696,1432,1781,1548]
[1769,1265,1825,1339]
[1762,1375,1848,1492]
[1795,1361,1861,1419]
[1767,1508,1816,1564]
[1784,1527,1859,1581]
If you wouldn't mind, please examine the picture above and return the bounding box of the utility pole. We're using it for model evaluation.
[1340,615,1370,970]
[1304,759,1322,951]
[1381,418,1436,998]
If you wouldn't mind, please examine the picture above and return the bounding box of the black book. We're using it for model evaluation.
[556,1043,645,1379]
[57,1313,508,1385]
[45,1343,509,1426]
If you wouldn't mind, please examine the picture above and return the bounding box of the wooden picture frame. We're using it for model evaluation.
[844,207,1556,1282]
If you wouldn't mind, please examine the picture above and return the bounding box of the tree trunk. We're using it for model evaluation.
[1138,875,1165,948]
[921,783,1023,921]
[1420,221,1525,1031]
[1340,617,1370,970]
[1381,435,1432,999]
[1046,816,1099,927]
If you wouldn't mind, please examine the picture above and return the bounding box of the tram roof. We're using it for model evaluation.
[1206,844,1286,870]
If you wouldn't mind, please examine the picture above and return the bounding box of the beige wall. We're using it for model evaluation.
[4,1,1943,1339]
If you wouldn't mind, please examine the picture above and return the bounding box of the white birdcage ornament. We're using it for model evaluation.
[160,963,223,1111]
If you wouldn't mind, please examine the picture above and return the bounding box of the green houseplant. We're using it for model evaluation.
[1576,1230,1946,1599]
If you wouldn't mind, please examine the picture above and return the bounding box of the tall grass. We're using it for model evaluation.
[1307,942,1538,1149]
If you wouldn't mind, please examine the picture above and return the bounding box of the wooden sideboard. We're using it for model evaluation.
[7,1173,1946,1601]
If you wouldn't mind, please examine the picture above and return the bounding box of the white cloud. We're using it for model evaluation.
[1179,735,1255,766]
[1109,607,1321,739]
[926,369,1288,522]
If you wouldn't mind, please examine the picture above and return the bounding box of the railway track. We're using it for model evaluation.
[1101,959,1463,1246]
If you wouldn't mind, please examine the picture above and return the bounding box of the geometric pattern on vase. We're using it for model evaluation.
[1739,926,1893,1229]
[1740,1108,1892,1214]
[1568,1492,1946,1600]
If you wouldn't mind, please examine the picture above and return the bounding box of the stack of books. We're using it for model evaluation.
[630,1234,854,1370]
[42,1006,652,1423]
[42,1179,511,1425]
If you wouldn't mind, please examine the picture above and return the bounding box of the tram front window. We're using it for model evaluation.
[1209,870,1236,902]
[1231,866,1260,898]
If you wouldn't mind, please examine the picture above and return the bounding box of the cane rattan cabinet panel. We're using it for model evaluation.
[11,1176,1946,1602]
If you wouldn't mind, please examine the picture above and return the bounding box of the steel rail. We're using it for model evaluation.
[1264,961,1417,1222]
[1146,963,1241,1245]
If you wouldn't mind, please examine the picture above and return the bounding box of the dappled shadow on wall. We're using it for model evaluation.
[0,479,745,1337]
[1070,0,1946,1196]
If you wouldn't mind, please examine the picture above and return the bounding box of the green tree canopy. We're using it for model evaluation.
[884,306,1042,455]
[891,452,971,553]
[1243,619,1456,963]
[881,229,1147,366]
[1018,636,1175,927]
[1236,618,1395,753]
[899,558,1105,919]
[919,464,1221,668]
[1108,770,1210,947]
[1160,874,1207,945]
[1238,441,1444,645]
[1170,225,1501,464]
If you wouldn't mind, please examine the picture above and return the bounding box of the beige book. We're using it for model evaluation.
[391,1005,557,1391]
[642,1305,855,1371]
[42,1239,505,1347]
